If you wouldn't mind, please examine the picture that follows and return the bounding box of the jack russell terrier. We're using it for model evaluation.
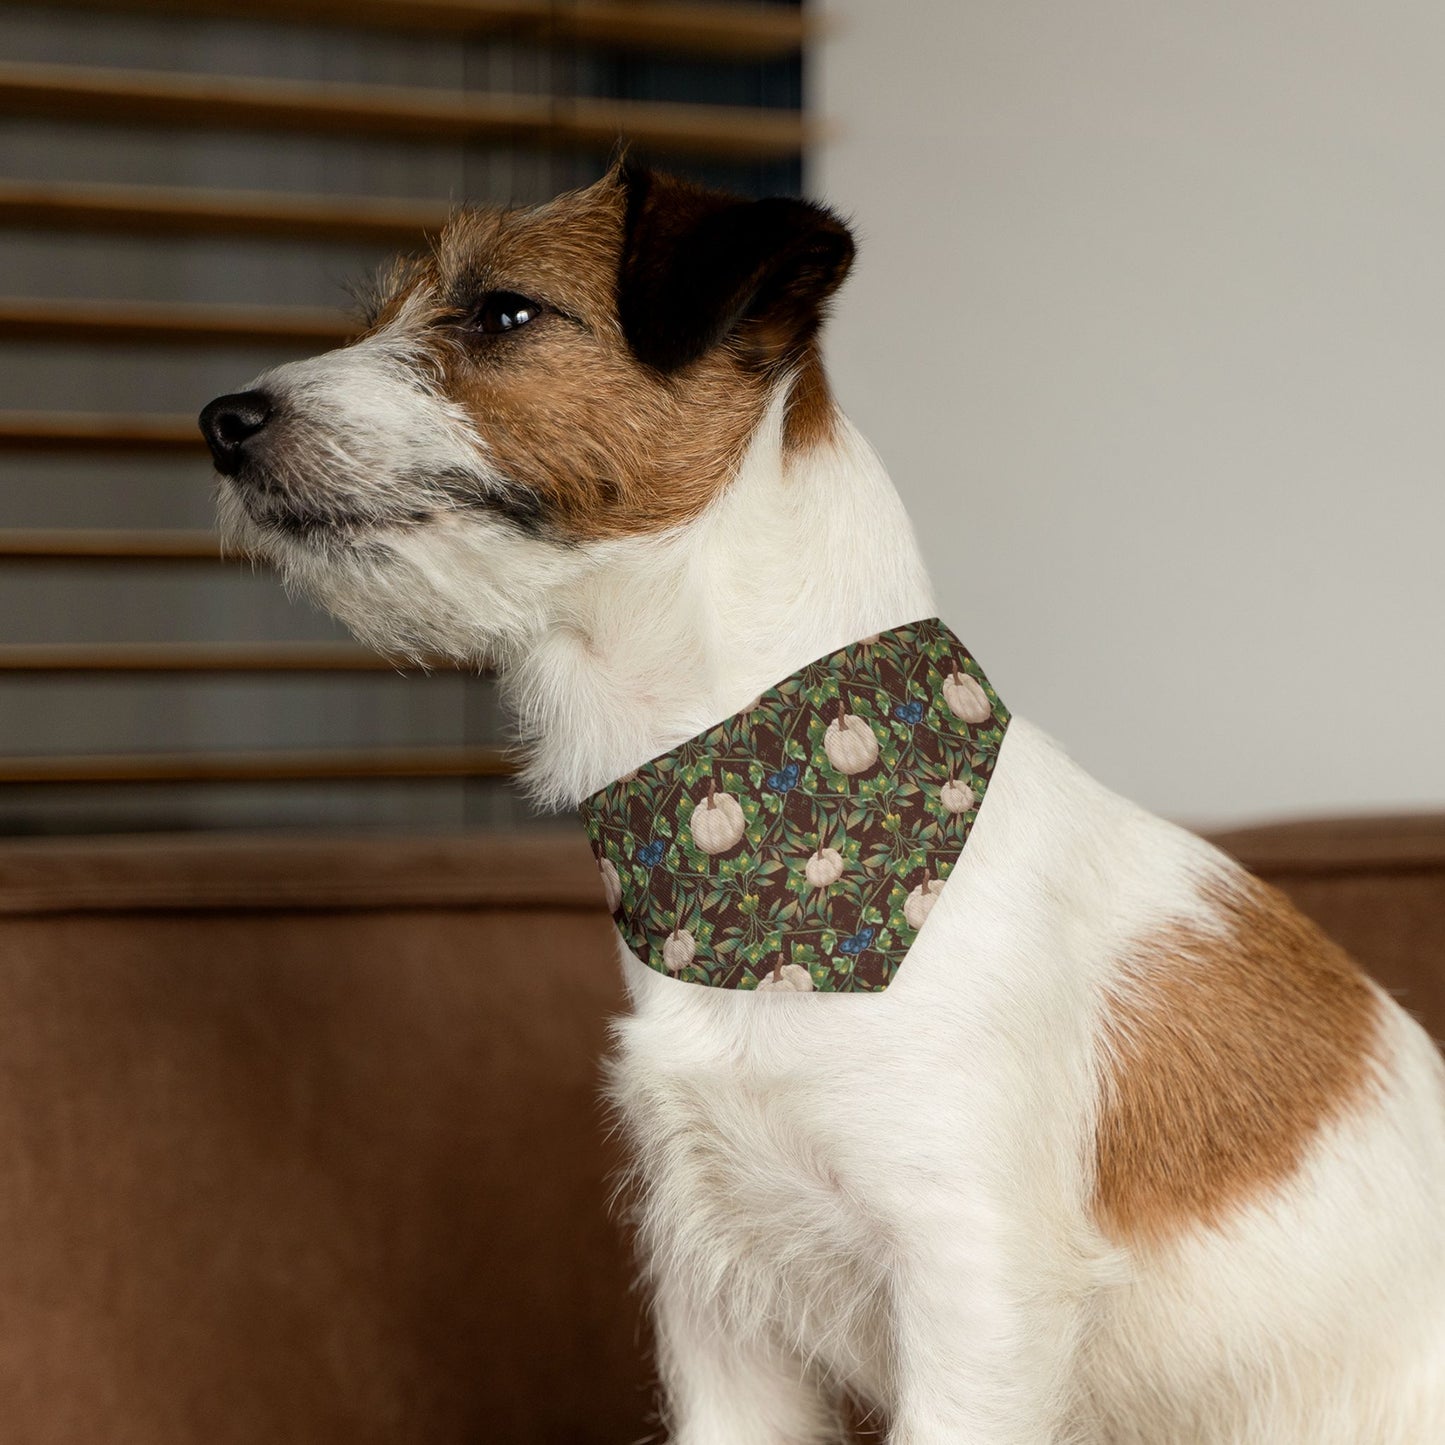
[200,162,1445,1444]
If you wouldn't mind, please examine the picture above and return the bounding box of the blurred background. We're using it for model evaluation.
[0,4,1442,1442]
[1,1,1440,839]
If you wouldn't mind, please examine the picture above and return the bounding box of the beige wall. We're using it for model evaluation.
[813,0,1445,826]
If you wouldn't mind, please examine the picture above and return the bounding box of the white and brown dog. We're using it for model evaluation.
[200,164,1445,1444]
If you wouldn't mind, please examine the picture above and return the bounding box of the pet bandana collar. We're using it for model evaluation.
[579,618,1009,993]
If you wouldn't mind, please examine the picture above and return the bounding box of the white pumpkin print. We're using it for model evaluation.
[689,778,746,855]
[804,846,845,888]
[904,872,945,929]
[662,924,696,972]
[942,667,993,725]
[940,775,977,815]
[757,958,814,993]
[598,856,622,912]
[823,700,879,775]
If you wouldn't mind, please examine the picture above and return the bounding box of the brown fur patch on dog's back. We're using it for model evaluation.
[1094,874,1382,1246]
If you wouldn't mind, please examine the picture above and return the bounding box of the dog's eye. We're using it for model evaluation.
[471,291,544,335]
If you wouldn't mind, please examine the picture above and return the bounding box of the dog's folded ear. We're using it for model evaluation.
[616,162,855,375]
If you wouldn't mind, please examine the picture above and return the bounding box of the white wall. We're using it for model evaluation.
[812,0,1445,827]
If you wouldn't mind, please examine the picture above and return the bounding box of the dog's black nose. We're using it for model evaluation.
[199,390,273,475]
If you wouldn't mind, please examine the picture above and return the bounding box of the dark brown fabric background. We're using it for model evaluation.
[0,817,1440,1442]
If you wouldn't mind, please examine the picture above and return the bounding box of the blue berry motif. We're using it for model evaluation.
[765,761,801,793]
[636,840,666,868]
[894,699,924,725]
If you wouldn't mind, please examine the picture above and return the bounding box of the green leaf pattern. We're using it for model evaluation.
[579,619,1009,993]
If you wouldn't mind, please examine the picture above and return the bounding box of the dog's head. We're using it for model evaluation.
[200,163,854,660]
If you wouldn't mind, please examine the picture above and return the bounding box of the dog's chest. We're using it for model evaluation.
[610,993,898,1389]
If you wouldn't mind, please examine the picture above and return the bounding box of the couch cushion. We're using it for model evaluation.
[0,830,649,1445]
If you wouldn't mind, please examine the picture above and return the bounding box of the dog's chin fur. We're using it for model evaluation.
[217,481,588,669]
[204,169,1445,1444]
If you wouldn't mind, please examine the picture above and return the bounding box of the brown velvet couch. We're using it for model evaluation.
[0,816,1441,1443]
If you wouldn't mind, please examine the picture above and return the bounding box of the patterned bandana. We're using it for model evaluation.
[579,619,1008,993]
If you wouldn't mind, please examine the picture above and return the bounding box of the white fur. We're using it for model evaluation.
[220,348,1445,1443]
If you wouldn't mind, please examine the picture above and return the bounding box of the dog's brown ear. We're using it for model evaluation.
[617,162,855,374]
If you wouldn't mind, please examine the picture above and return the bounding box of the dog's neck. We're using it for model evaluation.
[503,392,936,809]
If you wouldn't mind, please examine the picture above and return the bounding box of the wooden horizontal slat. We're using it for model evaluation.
[0,62,812,161]
[0,297,353,348]
[1213,814,1445,876]
[0,179,449,245]
[0,413,203,452]
[0,832,604,917]
[0,643,419,673]
[0,529,221,561]
[30,0,810,59]
[0,745,513,784]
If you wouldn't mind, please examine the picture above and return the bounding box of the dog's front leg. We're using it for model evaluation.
[653,1274,842,1445]
[885,1194,1091,1445]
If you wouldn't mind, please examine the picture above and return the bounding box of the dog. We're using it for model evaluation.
[200,162,1445,1443]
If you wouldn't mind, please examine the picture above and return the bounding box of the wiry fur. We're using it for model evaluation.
[207,170,1445,1443]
